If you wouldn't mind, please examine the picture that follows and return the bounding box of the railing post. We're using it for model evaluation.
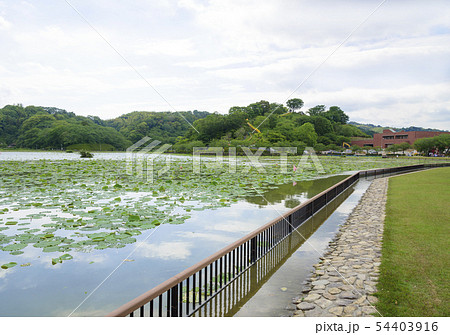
[171,285,179,317]
[250,237,257,263]
[288,214,292,233]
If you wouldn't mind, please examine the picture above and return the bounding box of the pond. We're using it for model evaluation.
[0,152,439,316]
[0,151,191,161]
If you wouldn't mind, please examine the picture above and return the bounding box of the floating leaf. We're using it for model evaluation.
[43,246,62,253]
[2,243,27,251]
[128,215,140,222]
[1,262,17,269]
[59,254,73,261]
[52,258,62,265]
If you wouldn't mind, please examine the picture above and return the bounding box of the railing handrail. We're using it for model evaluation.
[107,162,450,317]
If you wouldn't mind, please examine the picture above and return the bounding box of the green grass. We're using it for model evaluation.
[375,167,450,316]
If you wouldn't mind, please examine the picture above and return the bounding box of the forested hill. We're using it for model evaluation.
[172,99,370,153]
[0,105,210,150]
[349,122,446,136]
[105,110,209,144]
[0,105,130,150]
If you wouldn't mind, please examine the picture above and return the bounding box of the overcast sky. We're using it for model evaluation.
[0,0,449,130]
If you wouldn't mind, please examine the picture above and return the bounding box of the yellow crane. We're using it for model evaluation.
[246,119,261,133]
[342,142,351,148]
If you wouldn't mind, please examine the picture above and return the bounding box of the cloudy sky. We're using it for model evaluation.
[0,0,449,129]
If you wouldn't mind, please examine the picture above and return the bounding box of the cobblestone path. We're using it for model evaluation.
[293,177,388,317]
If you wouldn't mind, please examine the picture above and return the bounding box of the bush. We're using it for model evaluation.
[79,150,93,158]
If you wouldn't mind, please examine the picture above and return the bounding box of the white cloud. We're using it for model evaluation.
[176,231,236,244]
[134,38,196,57]
[0,0,449,128]
[137,241,192,260]
[0,15,10,30]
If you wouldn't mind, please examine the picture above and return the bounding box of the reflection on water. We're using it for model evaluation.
[0,173,354,316]
[136,241,193,260]
[245,175,350,208]
[190,182,366,317]
[233,179,372,317]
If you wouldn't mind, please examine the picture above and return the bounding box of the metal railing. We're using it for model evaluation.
[107,162,450,317]
[191,185,355,317]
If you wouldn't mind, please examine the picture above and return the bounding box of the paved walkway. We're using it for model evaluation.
[293,177,388,317]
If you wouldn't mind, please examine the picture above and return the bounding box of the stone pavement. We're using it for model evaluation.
[292,177,388,317]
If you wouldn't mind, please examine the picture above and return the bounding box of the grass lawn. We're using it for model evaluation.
[375,167,450,316]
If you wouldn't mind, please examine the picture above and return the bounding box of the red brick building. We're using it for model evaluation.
[351,129,448,148]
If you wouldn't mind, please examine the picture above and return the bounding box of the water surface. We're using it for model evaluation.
[0,162,351,316]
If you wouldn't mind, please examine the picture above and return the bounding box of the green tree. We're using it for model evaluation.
[434,134,450,155]
[351,145,363,153]
[268,102,288,116]
[324,106,349,124]
[266,130,286,143]
[286,98,304,113]
[310,116,333,136]
[398,142,411,154]
[247,100,271,118]
[414,138,434,155]
[20,114,56,132]
[314,143,327,152]
[295,122,318,146]
[307,105,326,116]
[335,124,365,137]
[386,144,401,153]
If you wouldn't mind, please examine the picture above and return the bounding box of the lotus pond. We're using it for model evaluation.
[0,152,446,316]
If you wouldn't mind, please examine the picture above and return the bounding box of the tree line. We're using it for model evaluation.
[1,102,448,155]
[0,105,209,151]
[413,134,450,156]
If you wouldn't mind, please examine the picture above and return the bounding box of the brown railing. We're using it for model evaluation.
[190,184,356,317]
[107,162,450,317]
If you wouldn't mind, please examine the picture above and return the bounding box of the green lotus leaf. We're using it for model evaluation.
[52,258,62,265]
[43,246,63,253]
[2,243,27,251]
[59,254,73,261]
[1,262,17,269]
